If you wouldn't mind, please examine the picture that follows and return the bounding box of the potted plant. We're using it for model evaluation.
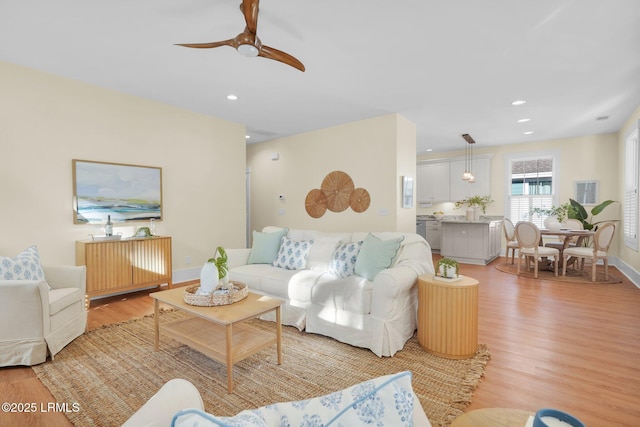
[455,195,493,220]
[437,257,459,278]
[208,246,229,286]
[568,198,618,231]
[529,203,572,229]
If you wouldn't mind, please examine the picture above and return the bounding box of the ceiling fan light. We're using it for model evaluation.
[237,44,259,57]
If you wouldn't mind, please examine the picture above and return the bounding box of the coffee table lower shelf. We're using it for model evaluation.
[162,316,278,368]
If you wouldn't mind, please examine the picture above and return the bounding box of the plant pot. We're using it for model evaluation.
[438,264,457,278]
[199,263,219,294]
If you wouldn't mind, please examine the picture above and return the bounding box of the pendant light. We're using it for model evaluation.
[461,134,475,183]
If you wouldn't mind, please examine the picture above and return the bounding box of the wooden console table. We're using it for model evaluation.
[417,274,479,359]
[76,236,172,306]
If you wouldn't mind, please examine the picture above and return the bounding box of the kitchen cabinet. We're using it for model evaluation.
[425,220,441,251]
[417,162,450,203]
[417,155,492,203]
[76,236,172,303]
[440,220,501,265]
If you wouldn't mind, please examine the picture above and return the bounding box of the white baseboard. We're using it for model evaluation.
[172,266,200,285]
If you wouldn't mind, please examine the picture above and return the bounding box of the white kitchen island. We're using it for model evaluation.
[440,218,503,265]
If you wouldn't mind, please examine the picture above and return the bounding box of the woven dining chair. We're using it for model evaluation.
[515,221,559,278]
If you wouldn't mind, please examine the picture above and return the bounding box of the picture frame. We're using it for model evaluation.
[72,159,162,224]
[402,176,414,208]
[574,180,599,205]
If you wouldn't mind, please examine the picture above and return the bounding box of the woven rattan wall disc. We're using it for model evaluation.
[305,189,327,218]
[321,171,355,212]
[349,188,370,213]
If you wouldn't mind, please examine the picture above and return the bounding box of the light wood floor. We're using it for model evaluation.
[2,257,640,426]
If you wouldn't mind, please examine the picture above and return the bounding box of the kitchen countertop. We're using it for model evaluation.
[418,215,503,223]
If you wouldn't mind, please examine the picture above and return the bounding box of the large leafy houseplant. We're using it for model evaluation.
[568,199,617,231]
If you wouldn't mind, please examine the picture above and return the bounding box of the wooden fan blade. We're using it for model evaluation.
[259,45,305,72]
[175,39,234,49]
[241,0,259,34]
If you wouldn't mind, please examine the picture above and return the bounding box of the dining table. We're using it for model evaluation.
[539,228,594,270]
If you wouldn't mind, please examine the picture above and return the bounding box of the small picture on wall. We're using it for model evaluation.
[72,159,162,224]
[574,180,599,205]
[402,176,414,208]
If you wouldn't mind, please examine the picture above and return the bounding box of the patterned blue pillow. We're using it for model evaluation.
[329,241,364,278]
[171,371,416,427]
[0,246,46,281]
[272,237,314,270]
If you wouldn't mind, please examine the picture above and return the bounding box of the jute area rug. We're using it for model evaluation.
[33,311,490,427]
[496,261,622,284]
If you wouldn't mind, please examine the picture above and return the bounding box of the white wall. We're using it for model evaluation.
[0,62,247,278]
[246,114,417,234]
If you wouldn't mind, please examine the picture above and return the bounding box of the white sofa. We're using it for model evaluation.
[0,263,87,366]
[226,226,434,357]
[124,372,432,427]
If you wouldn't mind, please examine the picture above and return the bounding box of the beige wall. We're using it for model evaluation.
[246,114,417,234]
[617,105,640,274]
[0,62,247,279]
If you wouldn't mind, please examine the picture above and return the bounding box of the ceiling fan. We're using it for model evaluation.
[175,0,305,72]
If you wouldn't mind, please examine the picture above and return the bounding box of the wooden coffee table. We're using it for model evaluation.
[150,286,284,393]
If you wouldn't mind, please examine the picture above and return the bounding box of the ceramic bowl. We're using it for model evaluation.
[533,408,586,427]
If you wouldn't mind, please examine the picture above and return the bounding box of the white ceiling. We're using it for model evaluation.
[2,0,639,153]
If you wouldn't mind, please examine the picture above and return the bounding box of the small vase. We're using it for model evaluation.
[466,208,474,221]
[199,263,218,294]
[473,207,481,221]
[544,217,561,230]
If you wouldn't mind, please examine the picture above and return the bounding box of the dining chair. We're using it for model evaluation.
[515,221,559,278]
[562,222,616,281]
[502,218,519,264]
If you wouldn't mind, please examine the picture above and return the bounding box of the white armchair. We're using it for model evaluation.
[0,265,87,366]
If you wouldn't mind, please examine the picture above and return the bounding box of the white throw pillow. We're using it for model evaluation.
[272,237,314,270]
[329,241,364,278]
[0,245,46,281]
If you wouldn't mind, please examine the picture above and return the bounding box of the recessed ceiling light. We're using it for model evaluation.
[227,94,238,100]
[512,100,527,106]
[524,131,534,135]
[517,118,531,123]
[426,148,433,152]
[245,135,250,139]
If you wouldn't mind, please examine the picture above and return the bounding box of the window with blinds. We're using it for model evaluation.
[508,157,554,227]
[624,123,639,250]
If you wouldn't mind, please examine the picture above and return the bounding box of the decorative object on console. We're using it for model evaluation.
[72,159,162,224]
[437,257,459,278]
[134,226,153,238]
[305,171,370,218]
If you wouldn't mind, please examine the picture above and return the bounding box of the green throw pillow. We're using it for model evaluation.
[247,228,288,264]
[354,233,404,281]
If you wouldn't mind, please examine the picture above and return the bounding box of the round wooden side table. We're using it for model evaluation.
[450,408,533,427]
[417,274,478,359]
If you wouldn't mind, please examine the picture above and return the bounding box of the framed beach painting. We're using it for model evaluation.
[72,159,162,224]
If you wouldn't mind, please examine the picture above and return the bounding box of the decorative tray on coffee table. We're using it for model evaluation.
[183,281,248,307]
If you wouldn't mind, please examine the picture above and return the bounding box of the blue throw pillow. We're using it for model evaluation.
[354,233,404,281]
[0,245,46,281]
[247,229,288,264]
[272,236,314,270]
[329,241,364,277]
